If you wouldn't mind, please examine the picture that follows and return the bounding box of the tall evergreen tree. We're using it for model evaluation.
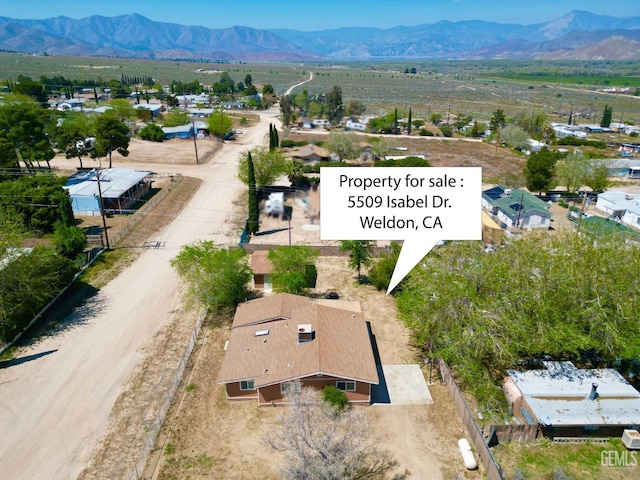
[568,108,573,126]
[247,151,259,234]
[600,104,613,128]
[394,108,398,134]
[407,108,412,135]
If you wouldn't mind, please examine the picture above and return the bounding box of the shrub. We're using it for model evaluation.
[418,128,434,136]
[439,124,453,137]
[322,385,349,412]
[138,123,165,142]
[52,221,87,259]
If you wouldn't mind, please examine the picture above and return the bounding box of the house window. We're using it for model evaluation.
[281,381,302,394]
[336,381,356,392]
[240,380,255,391]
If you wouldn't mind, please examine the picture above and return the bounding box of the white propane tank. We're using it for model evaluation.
[458,438,478,470]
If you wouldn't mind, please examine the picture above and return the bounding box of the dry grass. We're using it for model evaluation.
[147,256,485,480]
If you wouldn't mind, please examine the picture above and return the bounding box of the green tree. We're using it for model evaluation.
[326,132,358,161]
[341,240,375,282]
[138,123,165,142]
[490,108,507,132]
[92,113,130,168]
[500,124,530,151]
[52,221,87,259]
[247,151,259,234]
[162,109,189,127]
[0,246,76,342]
[13,75,47,104]
[170,241,252,312]
[583,158,610,193]
[0,94,55,170]
[280,95,293,126]
[368,241,402,292]
[429,112,442,125]
[244,74,253,86]
[262,84,274,95]
[397,231,640,414]
[0,175,74,234]
[268,246,318,295]
[555,152,587,193]
[105,99,137,121]
[238,147,287,188]
[407,108,412,135]
[600,104,613,128]
[325,85,344,126]
[207,110,233,139]
[345,99,365,117]
[53,111,94,169]
[523,147,559,194]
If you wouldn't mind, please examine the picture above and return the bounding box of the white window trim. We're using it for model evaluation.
[336,381,356,392]
[240,379,255,391]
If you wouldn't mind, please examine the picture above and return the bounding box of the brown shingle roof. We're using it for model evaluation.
[291,144,330,160]
[218,294,378,387]
[232,293,311,328]
[249,250,273,274]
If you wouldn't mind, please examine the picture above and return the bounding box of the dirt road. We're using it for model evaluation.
[0,109,279,479]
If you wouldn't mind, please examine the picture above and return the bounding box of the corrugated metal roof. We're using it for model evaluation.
[508,361,640,426]
[63,168,152,199]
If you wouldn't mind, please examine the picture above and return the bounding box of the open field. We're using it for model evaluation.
[2,53,639,124]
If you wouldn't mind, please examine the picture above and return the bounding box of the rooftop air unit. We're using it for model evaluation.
[622,429,640,450]
[297,324,314,343]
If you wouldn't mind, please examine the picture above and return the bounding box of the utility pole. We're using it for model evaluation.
[95,163,110,249]
[192,120,199,164]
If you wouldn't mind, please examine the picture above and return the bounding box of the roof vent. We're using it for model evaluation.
[504,188,512,196]
[589,383,599,401]
[255,329,269,337]
[298,324,314,343]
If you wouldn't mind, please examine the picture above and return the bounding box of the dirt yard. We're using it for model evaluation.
[147,256,484,480]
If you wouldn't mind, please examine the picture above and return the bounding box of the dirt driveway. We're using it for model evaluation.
[0,108,281,479]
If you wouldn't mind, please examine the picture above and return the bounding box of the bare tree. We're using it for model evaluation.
[264,388,397,480]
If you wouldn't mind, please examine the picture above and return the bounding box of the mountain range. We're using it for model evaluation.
[0,10,639,61]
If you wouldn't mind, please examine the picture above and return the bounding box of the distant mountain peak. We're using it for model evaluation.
[0,11,638,61]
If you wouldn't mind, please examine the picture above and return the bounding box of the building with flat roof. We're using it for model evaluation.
[505,361,640,437]
[64,168,153,215]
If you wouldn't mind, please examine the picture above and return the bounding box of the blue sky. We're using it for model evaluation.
[1,0,638,30]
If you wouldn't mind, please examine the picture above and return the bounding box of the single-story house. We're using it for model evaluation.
[298,117,314,129]
[312,119,330,128]
[482,186,552,230]
[596,190,640,229]
[629,166,640,179]
[504,361,640,437]
[346,120,367,131]
[134,103,165,117]
[527,139,546,153]
[217,293,379,405]
[188,107,215,117]
[162,124,194,139]
[250,250,273,292]
[63,168,153,215]
[289,144,331,165]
